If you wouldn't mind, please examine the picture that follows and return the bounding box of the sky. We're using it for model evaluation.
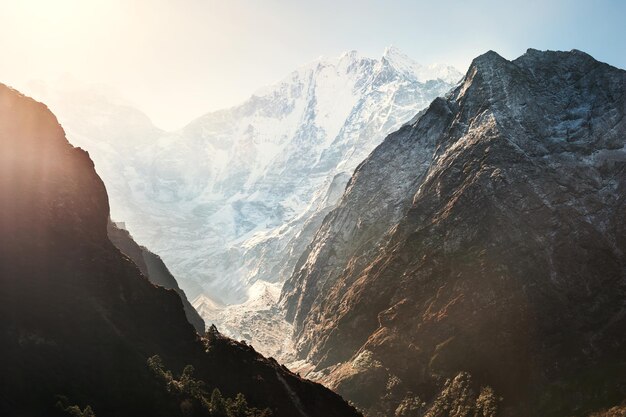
[0,0,624,130]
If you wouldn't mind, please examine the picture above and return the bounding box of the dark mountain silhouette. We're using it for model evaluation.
[0,83,361,417]
[107,220,205,333]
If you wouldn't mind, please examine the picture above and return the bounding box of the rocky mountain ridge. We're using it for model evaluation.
[281,49,626,417]
[107,220,205,333]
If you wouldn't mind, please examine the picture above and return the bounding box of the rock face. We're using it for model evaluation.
[281,49,626,417]
[0,83,361,417]
[107,220,205,333]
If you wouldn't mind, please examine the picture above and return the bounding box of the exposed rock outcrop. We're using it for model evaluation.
[282,49,626,417]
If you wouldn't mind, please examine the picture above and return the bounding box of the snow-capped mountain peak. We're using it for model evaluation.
[27,49,462,357]
[383,45,462,83]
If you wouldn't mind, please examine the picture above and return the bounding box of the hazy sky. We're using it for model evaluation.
[0,0,624,130]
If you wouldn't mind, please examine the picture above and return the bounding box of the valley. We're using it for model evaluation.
[1,15,624,414]
[23,47,462,360]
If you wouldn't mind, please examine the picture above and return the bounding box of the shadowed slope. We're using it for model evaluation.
[0,83,361,417]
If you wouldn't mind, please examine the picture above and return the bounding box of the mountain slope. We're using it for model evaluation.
[0,83,361,417]
[107,220,205,333]
[281,49,626,417]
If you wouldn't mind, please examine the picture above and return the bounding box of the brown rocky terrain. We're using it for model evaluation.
[282,49,626,417]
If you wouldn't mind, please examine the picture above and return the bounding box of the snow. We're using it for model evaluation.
[23,47,461,359]
[193,280,296,362]
[383,45,463,84]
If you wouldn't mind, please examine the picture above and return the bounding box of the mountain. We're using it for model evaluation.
[24,48,461,305]
[107,220,205,333]
[20,77,165,224]
[280,49,626,417]
[23,48,461,357]
[168,47,461,305]
[0,83,362,417]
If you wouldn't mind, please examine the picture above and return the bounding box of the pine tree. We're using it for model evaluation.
[210,388,228,417]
